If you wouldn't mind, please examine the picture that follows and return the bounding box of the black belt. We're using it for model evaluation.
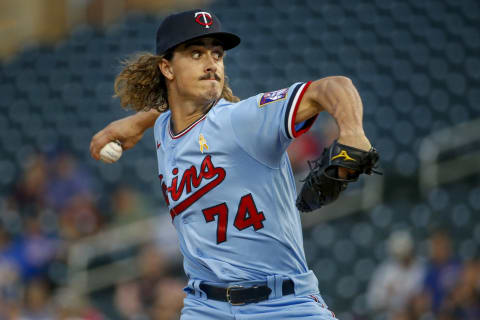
[199,279,294,305]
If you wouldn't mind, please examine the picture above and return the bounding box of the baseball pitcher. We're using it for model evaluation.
[90,9,379,319]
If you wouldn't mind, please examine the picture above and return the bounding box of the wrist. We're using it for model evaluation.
[133,109,160,131]
[337,131,371,151]
[338,128,366,139]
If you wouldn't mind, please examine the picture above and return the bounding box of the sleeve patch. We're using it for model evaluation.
[258,88,288,107]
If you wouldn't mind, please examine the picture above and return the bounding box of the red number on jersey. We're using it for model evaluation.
[202,203,228,244]
[234,194,265,231]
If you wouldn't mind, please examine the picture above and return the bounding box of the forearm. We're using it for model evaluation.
[313,77,370,150]
[90,108,161,159]
[131,108,161,132]
[116,108,161,149]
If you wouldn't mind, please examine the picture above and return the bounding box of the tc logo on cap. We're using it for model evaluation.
[195,12,213,28]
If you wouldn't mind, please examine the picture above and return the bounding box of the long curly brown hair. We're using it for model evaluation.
[113,52,239,113]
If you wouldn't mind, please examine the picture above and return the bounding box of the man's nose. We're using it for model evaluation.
[204,53,217,74]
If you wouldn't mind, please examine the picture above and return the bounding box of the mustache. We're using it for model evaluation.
[200,73,221,81]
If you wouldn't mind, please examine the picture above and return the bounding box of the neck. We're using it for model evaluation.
[168,95,217,135]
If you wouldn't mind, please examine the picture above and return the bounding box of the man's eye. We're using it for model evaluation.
[213,51,223,59]
[192,51,201,59]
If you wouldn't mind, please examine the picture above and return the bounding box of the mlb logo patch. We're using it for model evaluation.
[259,88,288,107]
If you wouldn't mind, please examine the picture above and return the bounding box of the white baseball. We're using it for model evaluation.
[99,141,123,163]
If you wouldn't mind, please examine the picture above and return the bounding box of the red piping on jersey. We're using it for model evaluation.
[169,114,207,139]
[290,81,317,138]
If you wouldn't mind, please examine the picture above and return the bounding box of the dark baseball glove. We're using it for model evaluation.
[296,140,380,212]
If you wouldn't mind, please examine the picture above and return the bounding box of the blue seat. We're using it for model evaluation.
[468,89,480,115]
[373,45,395,67]
[392,89,414,114]
[392,59,413,82]
[373,15,395,39]
[1,127,22,154]
[336,275,360,299]
[408,43,431,67]
[0,83,16,108]
[389,2,412,24]
[425,1,448,22]
[468,187,480,211]
[411,105,433,130]
[446,73,467,96]
[372,75,395,98]
[0,159,16,186]
[407,14,432,38]
[428,58,449,82]
[428,188,450,211]
[354,3,379,25]
[409,73,431,97]
[444,13,465,37]
[354,31,378,54]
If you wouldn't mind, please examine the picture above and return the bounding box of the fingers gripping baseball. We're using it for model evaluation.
[90,118,145,160]
[99,141,123,163]
[90,129,115,160]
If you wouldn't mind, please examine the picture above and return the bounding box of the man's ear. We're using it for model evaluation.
[159,58,174,80]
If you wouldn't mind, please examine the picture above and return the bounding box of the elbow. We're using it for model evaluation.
[323,76,358,103]
[327,75,353,88]
[309,75,352,100]
[310,75,360,117]
[316,76,356,100]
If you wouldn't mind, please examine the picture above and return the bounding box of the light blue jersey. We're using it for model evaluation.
[154,82,318,285]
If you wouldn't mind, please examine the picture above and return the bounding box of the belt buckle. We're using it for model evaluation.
[226,285,245,306]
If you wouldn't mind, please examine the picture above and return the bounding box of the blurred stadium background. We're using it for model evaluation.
[0,0,479,319]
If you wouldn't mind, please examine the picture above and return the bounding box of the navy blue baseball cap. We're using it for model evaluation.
[155,9,241,55]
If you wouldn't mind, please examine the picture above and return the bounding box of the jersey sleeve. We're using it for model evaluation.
[230,81,317,167]
[153,112,169,175]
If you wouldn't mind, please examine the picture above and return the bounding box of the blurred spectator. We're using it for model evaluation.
[0,214,58,288]
[54,287,104,320]
[114,280,148,320]
[59,193,103,241]
[436,259,480,320]
[137,244,169,307]
[110,185,151,226]
[414,228,463,318]
[16,215,59,281]
[367,230,425,320]
[0,223,22,318]
[1,197,23,237]
[12,153,49,216]
[45,152,92,212]
[150,278,185,320]
[424,229,463,312]
[20,277,55,319]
